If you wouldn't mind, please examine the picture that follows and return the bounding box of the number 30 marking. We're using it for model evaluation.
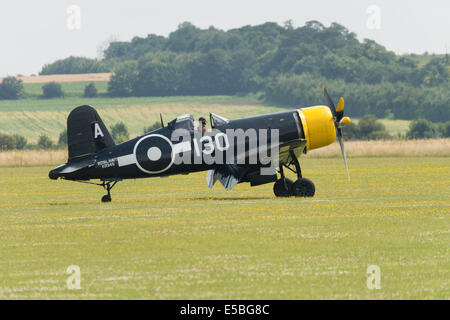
[193,133,230,156]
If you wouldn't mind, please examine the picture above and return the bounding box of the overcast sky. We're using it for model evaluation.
[1,0,449,77]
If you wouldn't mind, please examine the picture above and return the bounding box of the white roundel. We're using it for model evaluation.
[133,134,174,174]
[147,147,162,161]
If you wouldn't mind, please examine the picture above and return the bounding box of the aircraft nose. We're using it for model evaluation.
[298,106,336,151]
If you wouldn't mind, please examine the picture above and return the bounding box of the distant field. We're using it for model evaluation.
[0,96,285,143]
[353,118,411,136]
[0,157,448,299]
[0,73,111,84]
[0,94,411,143]
[23,81,108,97]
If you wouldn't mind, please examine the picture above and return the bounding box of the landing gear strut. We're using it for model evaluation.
[273,151,315,197]
[101,181,117,202]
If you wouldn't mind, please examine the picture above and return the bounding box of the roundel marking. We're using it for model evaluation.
[133,134,174,174]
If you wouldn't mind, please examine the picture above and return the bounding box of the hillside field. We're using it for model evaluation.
[0,157,448,299]
[0,73,111,84]
[22,81,109,97]
[0,94,411,143]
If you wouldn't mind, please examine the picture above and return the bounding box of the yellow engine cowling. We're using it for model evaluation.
[298,106,336,152]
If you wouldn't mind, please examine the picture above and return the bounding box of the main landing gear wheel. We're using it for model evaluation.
[292,178,315,197]
[273,178,294,197]
[273,150,316,198]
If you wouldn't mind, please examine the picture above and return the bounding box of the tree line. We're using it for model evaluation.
[44,21,449,122]
[2,21,449,124]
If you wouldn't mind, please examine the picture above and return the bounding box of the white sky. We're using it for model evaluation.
[1,0,449,77]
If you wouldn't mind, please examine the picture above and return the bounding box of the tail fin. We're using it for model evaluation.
[67,105,115,161]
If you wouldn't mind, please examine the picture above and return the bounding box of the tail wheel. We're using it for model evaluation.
[273,178,294,197]
[101,194,111,202]
[292,178,315,197]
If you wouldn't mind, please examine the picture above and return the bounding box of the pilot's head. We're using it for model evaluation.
[198,117,207,127]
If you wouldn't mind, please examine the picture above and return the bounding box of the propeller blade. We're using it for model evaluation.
[335,97,344,122]
[323,87,337,120]
[323,87,350,179]
[337,128,350,180]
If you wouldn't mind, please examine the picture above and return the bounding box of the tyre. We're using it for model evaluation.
[273,178,294,197]
[292,178,315,197]
[101,195,112,202]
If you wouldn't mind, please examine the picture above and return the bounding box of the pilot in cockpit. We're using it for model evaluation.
[198,117,208,133]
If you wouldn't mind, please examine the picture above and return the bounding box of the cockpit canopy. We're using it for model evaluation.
[166,113,230,132]
[210,113,229,128]
[168,114,195,132]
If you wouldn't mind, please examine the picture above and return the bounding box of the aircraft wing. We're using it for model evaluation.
[277,138,307,165]
[206,138,307,190]
[206,164,247,190]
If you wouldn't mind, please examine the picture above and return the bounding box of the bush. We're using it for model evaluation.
[0,133,27,150]
[143,121,162,133]
[107,61,138,97]
[83,82,98,97]
[342,122,360,140]
[437,121,450,138]
[0,77,24,100]
[110,122,129,143]
[357,115,392,140]
[341,115,391,140]
[0,133,15,150]
[407,119,439,139]
[42,82,64,98]
[12,134,27,150]
[37,134,54,149]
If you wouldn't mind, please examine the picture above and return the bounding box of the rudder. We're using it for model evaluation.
[67,105,115,161]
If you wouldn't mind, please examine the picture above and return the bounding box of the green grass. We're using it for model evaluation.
[378,119,411,135]
[23,81,108,97]
[0,157,448,299]
[353,118,411,136]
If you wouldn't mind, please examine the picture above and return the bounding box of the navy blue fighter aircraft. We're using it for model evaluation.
[49,88,351,202]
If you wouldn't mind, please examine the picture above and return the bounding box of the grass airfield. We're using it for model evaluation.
[0,157,449,299]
